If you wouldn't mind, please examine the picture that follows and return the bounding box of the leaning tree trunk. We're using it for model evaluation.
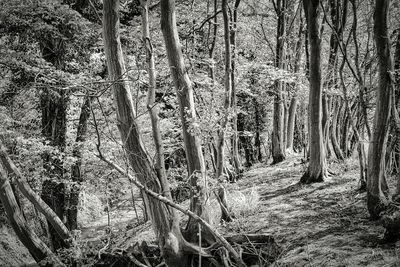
[160,0,210,239]
[103,1,190,265]
[0,140,72,247]
[0,163,61,266]
[300,0,327,183]
[271,0,287,164]
[367,0,392,220]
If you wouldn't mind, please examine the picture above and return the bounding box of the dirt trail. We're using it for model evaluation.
[232,156,400,266]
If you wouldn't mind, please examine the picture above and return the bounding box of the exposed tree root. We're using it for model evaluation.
[95,234,280,267]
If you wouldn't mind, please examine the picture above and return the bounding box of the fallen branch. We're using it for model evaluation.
[97,154,246,267]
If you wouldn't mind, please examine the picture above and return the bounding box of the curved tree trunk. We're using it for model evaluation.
[367,0,392,220]
[287,14,304,152]
[330,96,345,160]
[102,1,190,265]
[160,0,210,239]
[0,140,72,247]
[300,0,327,183]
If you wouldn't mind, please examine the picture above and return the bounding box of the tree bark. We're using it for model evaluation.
[140,0,170,200]
[286,13,303,152]
[216,0,233,179]
[272,0,287,164]
[69,95,91,230]
[160,0,209,237]
[40,89,69,251]
[287,96,298,152]
[300,0,327,183]
[367,0,392,219]
[102,1,190,265]
[230,0,242,175]
[330,96,345,160]
[0,163,61,266]
[0,140,72,247]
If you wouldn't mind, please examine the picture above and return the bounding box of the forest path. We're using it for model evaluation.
[232,155,400,266]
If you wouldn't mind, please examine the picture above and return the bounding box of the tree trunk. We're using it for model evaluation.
[69,95,91,230]
[0,140,72,247]
[141,0,170,200]
[0,164,61,266]
[330,96,345,160]
[216,0,232,179]
[272,0,286,164]
[40,89,69,251]
[286,97,298,151]
[300,0,327,183]
[230,0,242,175]
[367,0,392,220]
[322,94,331,158]
[160,0,209,237]
[286,14,303,152]
[103,1,189,265]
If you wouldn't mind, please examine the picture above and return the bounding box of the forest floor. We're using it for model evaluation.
[80,154,400,266]
[233,156,400,267]
[2,155,400,266]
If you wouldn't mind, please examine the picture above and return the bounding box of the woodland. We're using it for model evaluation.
[0,0,400,266]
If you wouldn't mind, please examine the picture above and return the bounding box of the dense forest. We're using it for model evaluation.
[0,0,400,266]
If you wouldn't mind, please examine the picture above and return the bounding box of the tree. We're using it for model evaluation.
[160,0,209,238]
[271,0,287,164]
[300,0,327,183]
[0,152,63,266]
[102,1,198,265]
[367,0,392,219]
[216,0,233,179]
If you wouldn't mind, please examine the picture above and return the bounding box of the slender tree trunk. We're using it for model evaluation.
[330,96,345,160]
[272,0,286,164]
[69,95,91,230]
[103,1,190,265]
[283,102,289,149]
[367,0,392,220]
[230,0,242,175]
[0,164,61,266]
[0,140,72,247]
[322,94,331,158]
[160,0,210,240]
[140,0,170,200]
[300,0,327,183]
[216,0,232,179]
[208,0,218,82]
